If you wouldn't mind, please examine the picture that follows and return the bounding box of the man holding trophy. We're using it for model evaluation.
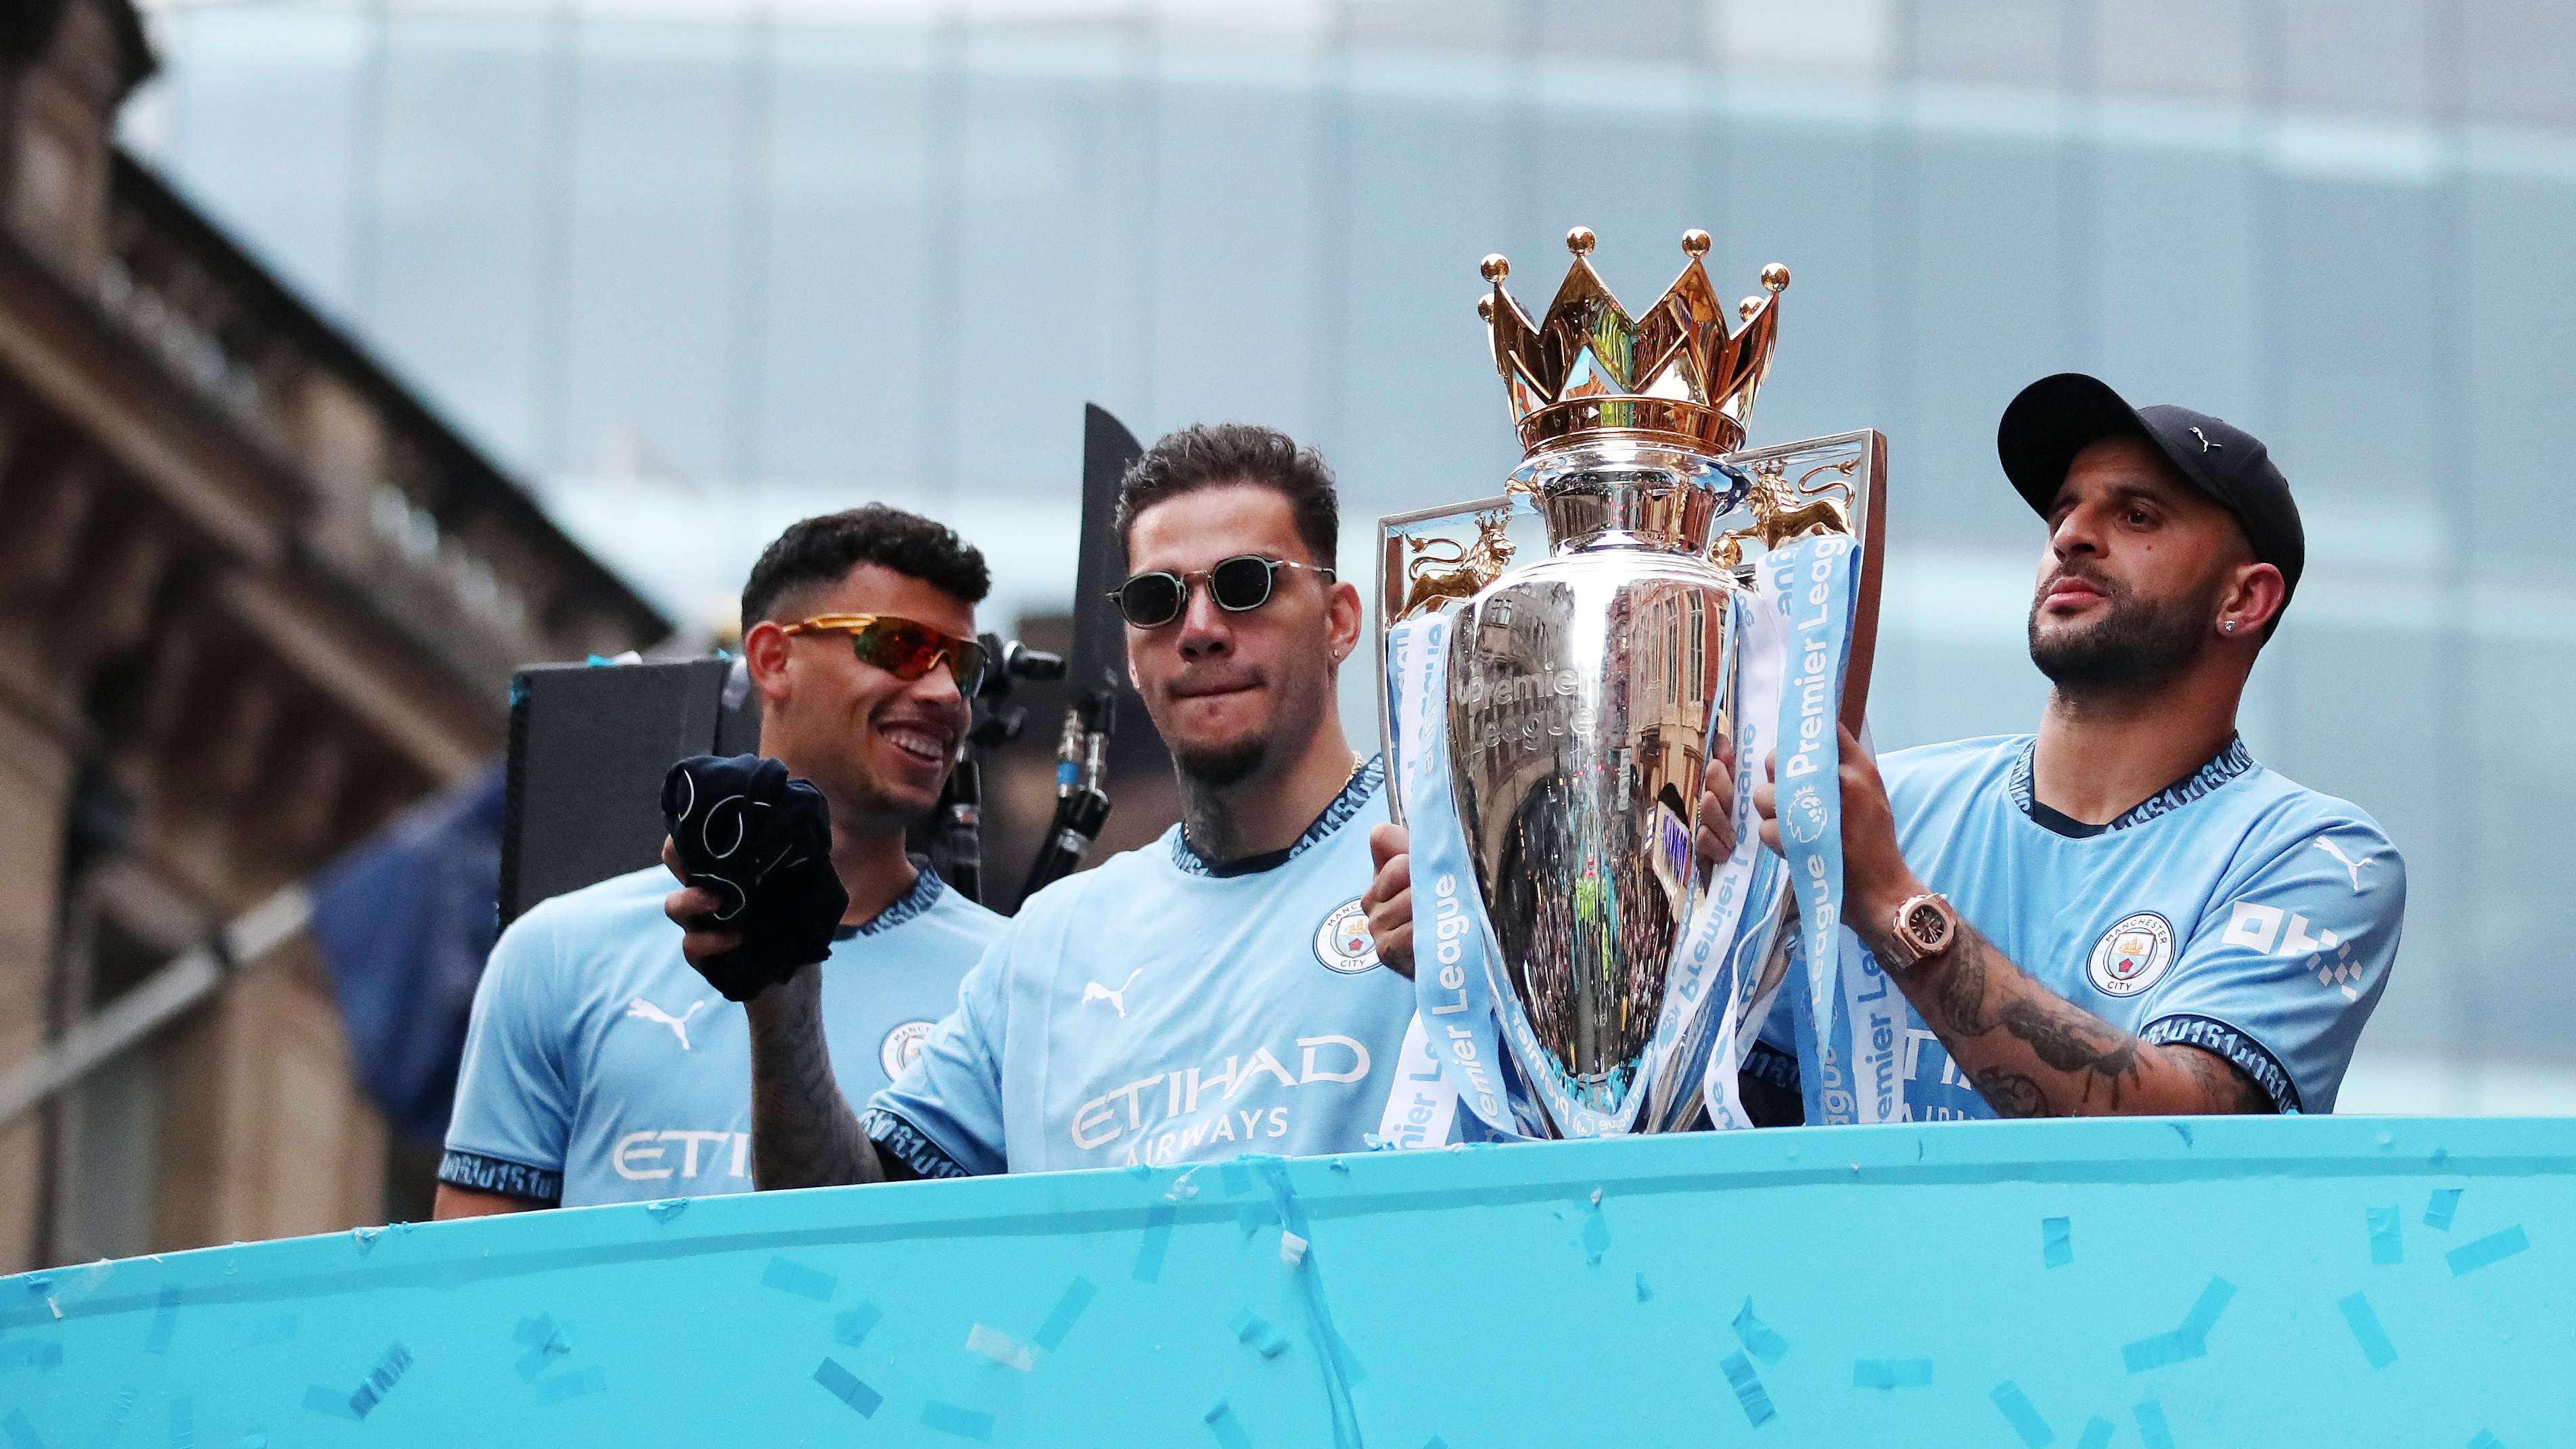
[1365,229,2406,1130]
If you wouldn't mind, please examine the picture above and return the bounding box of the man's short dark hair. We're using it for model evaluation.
[1115,423,1339,566]
[740,505,990,626]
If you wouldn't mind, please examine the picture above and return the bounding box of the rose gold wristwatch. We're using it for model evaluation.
[1879,892,1960,971]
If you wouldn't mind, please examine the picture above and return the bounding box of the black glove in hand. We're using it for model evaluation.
[660,754,848,1001]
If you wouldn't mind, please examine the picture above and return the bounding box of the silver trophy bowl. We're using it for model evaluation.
[1444,440,1749,1132]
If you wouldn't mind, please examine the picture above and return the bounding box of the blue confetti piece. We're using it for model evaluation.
[2121,1329,2201,1373]
[298,1389,359,1422]
[2168,1122,2193,1147]
[2468,1433,2504,1449]
[1134,1206,1176,1283]
[1731,1298,1789,1364]
[346,1343,413,1419]
[1853,1358,1933,1389]
[2339,1291,2397,1369]
[810,1358,880,1418]
[1580,1201,1611,1264]
[2,1410,42,1449]
[168,1397,193,1449]
[512,1314,558,1348]
[2135,1398,2177,1449]
[1634,1272,1652,1304]
[762,1256,837,1302]
[145,1287,181,1355]
[834,1303,882,1348]
[2043,1216,2073,1268]
[1032,1278,1097,1352]
[2425,1187,2463,1231]
[1204,1398,1253,1449]
[534,1367,607,1404]
[923,1401,995,1442]
[1720,1352,1774,1427]
[2368,1206,2404,1265]
[645,1199,688,1224]
[2178,1277,2236,1341]
[1423,1440,1446,1449]
[2076,1417,2115,1449]
[2447,1226,2529,1276]
[1229,1310,1290,1360]
[1990,1381,2054,1448]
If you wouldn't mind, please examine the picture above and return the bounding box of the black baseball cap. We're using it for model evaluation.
[1997,373,2305,613]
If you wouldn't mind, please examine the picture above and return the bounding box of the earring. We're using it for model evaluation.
[2222,620,2237,634]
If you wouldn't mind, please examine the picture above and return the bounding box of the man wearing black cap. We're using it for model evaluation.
[1711,372,2408,1118]
[1364,373,2406,1121]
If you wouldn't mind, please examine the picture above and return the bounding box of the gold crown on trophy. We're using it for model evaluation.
[1479,227,1789,458]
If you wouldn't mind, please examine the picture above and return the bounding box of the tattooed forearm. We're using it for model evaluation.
[744,969,888,1189]
[1969,1068,2052,1118]
[1893,923,2272,1118]
[2172,1040,2274,1114]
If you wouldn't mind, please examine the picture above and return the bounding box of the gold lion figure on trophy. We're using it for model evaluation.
[1711,457,1858,568]
[1396,507,1517,620]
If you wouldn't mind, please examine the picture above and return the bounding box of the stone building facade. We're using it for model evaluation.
[0,0,667,1271]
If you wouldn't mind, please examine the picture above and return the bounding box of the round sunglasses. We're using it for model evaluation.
[779,614,986,694]
[1111,555,1336,628]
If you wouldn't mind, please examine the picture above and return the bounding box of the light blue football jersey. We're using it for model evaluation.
[1756,735,2404,1119]
[442,860,1000,1207]
[865,760,1417,1176]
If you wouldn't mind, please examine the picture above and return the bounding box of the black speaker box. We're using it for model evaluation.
[499,658,761,927]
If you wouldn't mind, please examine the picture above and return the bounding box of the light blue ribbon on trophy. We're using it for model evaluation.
[1385,614,1529,1140]
[1684,569,1795,1131]
[1763,532,1905,1127]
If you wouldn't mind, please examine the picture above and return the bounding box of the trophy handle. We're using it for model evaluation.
[1715,428,1888,733]
[1373,493,1529,825]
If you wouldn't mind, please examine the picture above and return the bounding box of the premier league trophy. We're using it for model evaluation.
[1383,226,1888,1138]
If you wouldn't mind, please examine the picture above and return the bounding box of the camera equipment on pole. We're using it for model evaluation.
[1019,404,1141,903]
[934,633,1063,905]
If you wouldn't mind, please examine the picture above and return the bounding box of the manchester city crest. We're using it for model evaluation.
[879,1019,936,1079]
[2086,912,2176,998]
[1313,898,1381,974]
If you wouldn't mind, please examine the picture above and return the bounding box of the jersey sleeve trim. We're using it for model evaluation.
[436,1149,564,1205]
[2139,1012,2303,1114]
[861,1107,977,1180]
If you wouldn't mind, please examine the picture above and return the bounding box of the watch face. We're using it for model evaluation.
[1905,900,1951,952]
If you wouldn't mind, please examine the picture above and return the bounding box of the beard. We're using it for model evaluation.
[2027,568,2211,695]
[1163,655,1332,791]
[1170,734,1269,789]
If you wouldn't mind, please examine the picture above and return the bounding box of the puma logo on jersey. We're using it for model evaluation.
[2312,835,2372,892]
[625,996,708,1050]
[1083,968,1145,1019]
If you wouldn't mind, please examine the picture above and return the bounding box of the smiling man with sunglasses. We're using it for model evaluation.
[727,423,1438,1185]
[435,507,1004,1216]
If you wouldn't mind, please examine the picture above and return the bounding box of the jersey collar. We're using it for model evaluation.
[1171,756,1385,879]
[832,854,946,940]
[2008,735,2255,839]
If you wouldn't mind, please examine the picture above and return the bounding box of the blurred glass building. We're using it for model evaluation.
[122,0,2576,1114]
